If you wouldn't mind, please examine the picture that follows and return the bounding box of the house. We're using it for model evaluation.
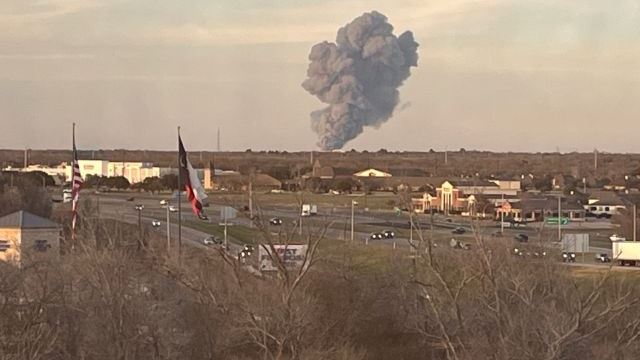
[0,211,61,266]
[302,160,353,180]
[585,190,626,217]
[353,168,392,178]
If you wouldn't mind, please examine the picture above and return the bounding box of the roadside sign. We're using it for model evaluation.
[546,217,569,225]
[220,206,237,220]
[259,245,308,272]
[562,233,589,253]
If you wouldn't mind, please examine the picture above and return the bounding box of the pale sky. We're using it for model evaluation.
[1,0,639,152]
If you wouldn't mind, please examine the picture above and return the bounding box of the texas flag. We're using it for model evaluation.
[178,136,208,220]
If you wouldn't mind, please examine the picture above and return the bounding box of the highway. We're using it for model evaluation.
[78,191,640,271]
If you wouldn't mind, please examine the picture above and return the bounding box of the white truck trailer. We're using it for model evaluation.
[301,204,318,217]
[611,241,640,266]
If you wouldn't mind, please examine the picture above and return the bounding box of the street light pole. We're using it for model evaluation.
[634,204,637,242]
[558,195,562,242]
[166,204,171,253]
[351,200,358,242]
[135,204,144,250]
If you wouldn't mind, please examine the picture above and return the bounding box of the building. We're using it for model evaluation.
[0,211,61,266]
[489,179,521,196]
[353,168,392,178]
[64,160,109,180]
[107,162,160,184]
[495,196,586,223]
[585,190,626,217]
[2,163,70,184]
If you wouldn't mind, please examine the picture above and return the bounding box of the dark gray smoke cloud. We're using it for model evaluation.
[302,11,419,150]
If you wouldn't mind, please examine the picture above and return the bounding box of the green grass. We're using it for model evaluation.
[185,220,261,245]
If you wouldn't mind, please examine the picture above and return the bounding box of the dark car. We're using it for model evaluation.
[452,227,466,235]
[203,236,222,246]
[562,252,577,263]
[514,234,529,242]
[369,233,383,240]
[126,197,135,202]
[382,230,395,239]
[269,217,283,226]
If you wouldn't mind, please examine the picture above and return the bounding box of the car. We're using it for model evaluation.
[134,204,144,211]
[595,253,611,263]
[451,227,465,235]
[126,197,135,202]
[514,234,529,243]
[239,244,255,257]
[160,199,168,206]
[269,217,283,226]
[562,252,577,263]
[168,205,178,212]
[445,218,453,223]
[382,230,395,239]
[203,236,222,246]
[610,234,626,242]
[369,233,383,240]
[243,244,254,251]
[151,220,161,227]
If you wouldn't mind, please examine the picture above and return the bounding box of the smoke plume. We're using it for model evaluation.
[302,11,419,150]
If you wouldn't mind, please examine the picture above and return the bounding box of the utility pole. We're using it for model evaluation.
[634,204,637,242]
[594,148,598,174]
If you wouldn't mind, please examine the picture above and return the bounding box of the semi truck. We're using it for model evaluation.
[611,241,640,266]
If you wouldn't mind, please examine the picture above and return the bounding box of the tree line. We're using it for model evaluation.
[2,196,640,359]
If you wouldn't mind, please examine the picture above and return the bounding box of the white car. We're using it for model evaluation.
[168,205,178,213]
[151,220,161,227]
[610,234,626,242]
[160,199,168,206]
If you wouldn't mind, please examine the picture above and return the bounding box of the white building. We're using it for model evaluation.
[63,160,109,180]
[108,162,160,184]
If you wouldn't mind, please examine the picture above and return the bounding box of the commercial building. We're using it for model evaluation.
[0,211,61,266]
[107,162,160,184]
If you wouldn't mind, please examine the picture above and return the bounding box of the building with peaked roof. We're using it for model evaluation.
[584,190,627,217]
[0,211,61,266]
[353,168,392,178]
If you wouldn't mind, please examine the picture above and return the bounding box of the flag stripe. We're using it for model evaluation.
[71,137,83,243]
[179,136,208,220]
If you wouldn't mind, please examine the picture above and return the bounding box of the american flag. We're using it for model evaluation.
[71,125,83,244]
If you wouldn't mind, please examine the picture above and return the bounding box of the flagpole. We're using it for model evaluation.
[177,126,182,259]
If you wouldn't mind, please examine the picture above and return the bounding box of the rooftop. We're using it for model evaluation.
[0,211,60,229]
